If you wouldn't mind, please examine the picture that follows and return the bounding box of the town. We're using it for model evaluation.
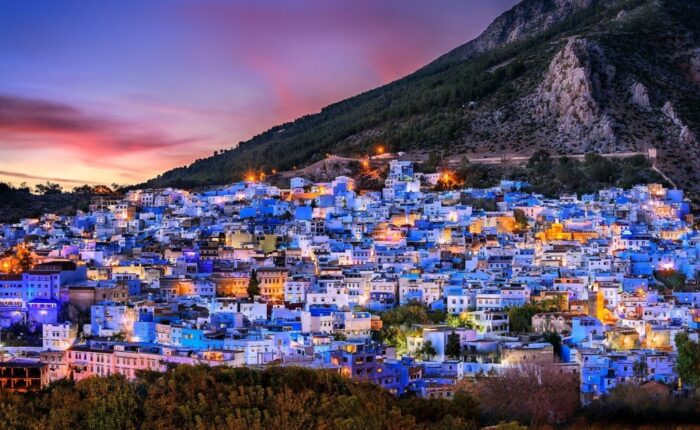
[0,158,697,412]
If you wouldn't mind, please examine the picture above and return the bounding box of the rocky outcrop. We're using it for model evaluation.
[663,101,697,146]
[533,38,617,146]
[662,101,683,127]
[629,81,650,109]
[680,126,696,146]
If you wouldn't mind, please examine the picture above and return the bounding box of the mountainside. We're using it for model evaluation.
[432,0,601,65]
[145,0,700,200]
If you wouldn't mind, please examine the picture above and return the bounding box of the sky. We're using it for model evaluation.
[0,0,518,188]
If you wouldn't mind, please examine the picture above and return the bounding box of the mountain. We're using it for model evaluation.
[144,0,700,201]
[432,0,600,64]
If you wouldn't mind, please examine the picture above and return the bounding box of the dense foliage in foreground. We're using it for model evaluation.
[0,366,480,430]
[2,365,700,430]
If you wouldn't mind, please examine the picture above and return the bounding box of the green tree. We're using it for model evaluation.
[445,331,462,359]
[542,332,562,360]
[675,332,700,388]
[654,269,686,291]
[421,340,437,361]
[247,269,260,299]
[507,304,538,333]
[34,181,62,195]
[446,313,475,328]
[527,150,553,176]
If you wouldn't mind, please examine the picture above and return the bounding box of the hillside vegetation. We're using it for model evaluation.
[143,0,700,201]
[0,183,90,223]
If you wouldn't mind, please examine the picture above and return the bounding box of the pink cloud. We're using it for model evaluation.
[0,94,197,158]
[1,1,518,186]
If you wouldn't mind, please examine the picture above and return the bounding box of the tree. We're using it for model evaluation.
[513,209,529,232]
[72,184,94,195]
[507,299,563,333]
[446,313,475,328]
[15,245,33,273]
[527,150,553,175]
[633,357,648,383]
[675,332,700,389]
[446,331,462,359]
[654,269,686,291]
[421,340,437,361]
[542,332,562,360]
[475,364,579,427]
[584,153,617,183]
[507,304,540,333]
[247,269,260,299]
[34,181,62,195]
[422,151,443,172]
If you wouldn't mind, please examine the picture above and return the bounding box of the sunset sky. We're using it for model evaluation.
[0,0,517,188]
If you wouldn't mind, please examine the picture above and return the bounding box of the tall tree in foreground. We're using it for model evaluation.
[675,332,700,389]
[446,331,462,359]
[247,269,260,299]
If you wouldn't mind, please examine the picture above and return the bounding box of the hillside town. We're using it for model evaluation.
[0,159,697,404]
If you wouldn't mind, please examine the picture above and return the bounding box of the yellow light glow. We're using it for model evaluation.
[376,146,385,155]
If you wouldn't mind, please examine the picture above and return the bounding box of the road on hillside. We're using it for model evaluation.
[446,151,648,165]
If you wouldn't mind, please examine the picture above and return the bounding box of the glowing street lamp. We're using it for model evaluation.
[376,145,385,155]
